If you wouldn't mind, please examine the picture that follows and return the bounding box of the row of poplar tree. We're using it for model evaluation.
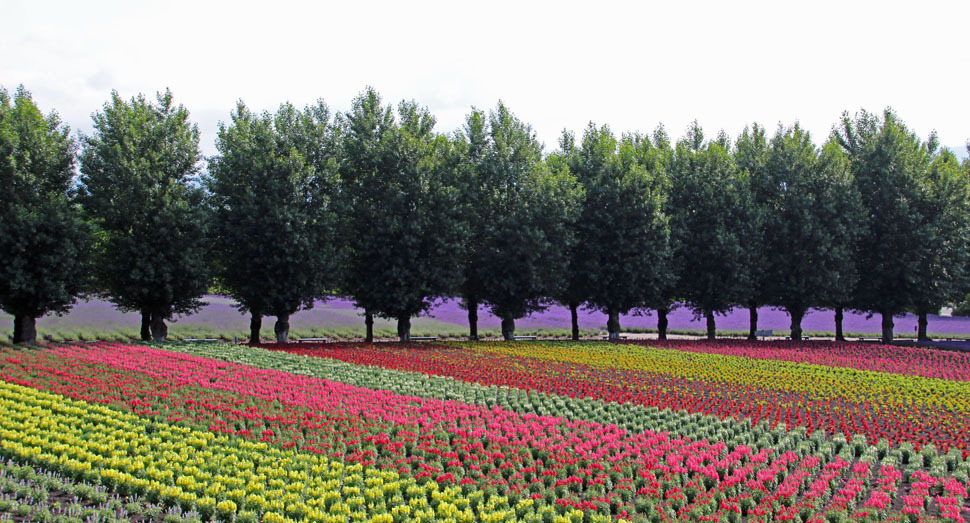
[3,85,970,345]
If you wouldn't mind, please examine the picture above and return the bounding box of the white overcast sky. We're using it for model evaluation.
[3,0,968,159]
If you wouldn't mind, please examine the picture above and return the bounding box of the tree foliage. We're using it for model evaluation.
[636,126,680,339]
[544,136,587,340]
[0,86,92,344]
[762,124,865,340]
[835,109,935,341]
[207,100,343,343]
[79,90,209,341]
[462,103,583,340]
[668,123,753,339]
[339,87,466,341]
[734,124,770,339]
[558,123,670,339]
[5,84,969,343]
[908,146,970,339]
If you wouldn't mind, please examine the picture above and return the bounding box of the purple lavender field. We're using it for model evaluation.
[3,295,970,341]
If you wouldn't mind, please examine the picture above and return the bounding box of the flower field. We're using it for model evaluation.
[0,341,969,522]
[266,341,970,453]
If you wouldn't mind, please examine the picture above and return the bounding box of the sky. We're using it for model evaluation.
[3,0,968,160]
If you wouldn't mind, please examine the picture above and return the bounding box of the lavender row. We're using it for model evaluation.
[6,296,970,342]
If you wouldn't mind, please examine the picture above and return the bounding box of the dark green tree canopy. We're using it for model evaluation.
[668,123,753,324]
[206,100,343,339]
[79,89,210,340]
[639,125,680,315]
[834,110,932,317]
[0,87,76,201]
[457,108,495,303]
[558,123,670,337]
[463,103,583,337]
[339,87,466,338]
[734,124,771,306]
[618,130,675,307]
[816,137,864,310]
[761,123,864,338]
[0,86,92,343]
[909,146,970,320]
[4,84,966,344]
[546,132,587,316]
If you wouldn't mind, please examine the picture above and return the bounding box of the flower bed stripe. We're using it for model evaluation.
[469,342,970,412]
[0,379,594,523]
[262,341,970,454]
[617,340,970,382]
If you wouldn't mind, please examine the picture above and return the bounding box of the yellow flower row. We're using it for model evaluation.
[0,380,615,523]
[462,341,970,412]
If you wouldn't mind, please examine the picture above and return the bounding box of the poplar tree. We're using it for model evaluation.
[465,103,583,340]
[835,109,933,342]
[340,87,465,341]
[908,145,970,340]
[546,134,588,341]
[79,90,209,341]
[0,86,92,344]
[817,138,864,341]
[455,109,490,340]
[763,124,864,340]
[562,123,670,339]
[642,125,679,339]
[734,124,771,339]
[668,123,752,340]
[207,100,342,343]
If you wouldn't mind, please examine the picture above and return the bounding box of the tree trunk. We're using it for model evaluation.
[249,313,262,344]
[747,304,759,341]
[274,314,289,343]
[397,316,411,342]
[917,307,929,342]
[789,307,805,341]
[501,316,515,341]
[466,297,478,340]
[606,307,621,340]
[13,314,37,345]
[570,302,580,341]
[140,308,152,341]
[657,307,669,340]
[835,307,845,342]
[705,310,716,340]
[364,312,374,343]
[150,312,168,342]
[881,311,894,343]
